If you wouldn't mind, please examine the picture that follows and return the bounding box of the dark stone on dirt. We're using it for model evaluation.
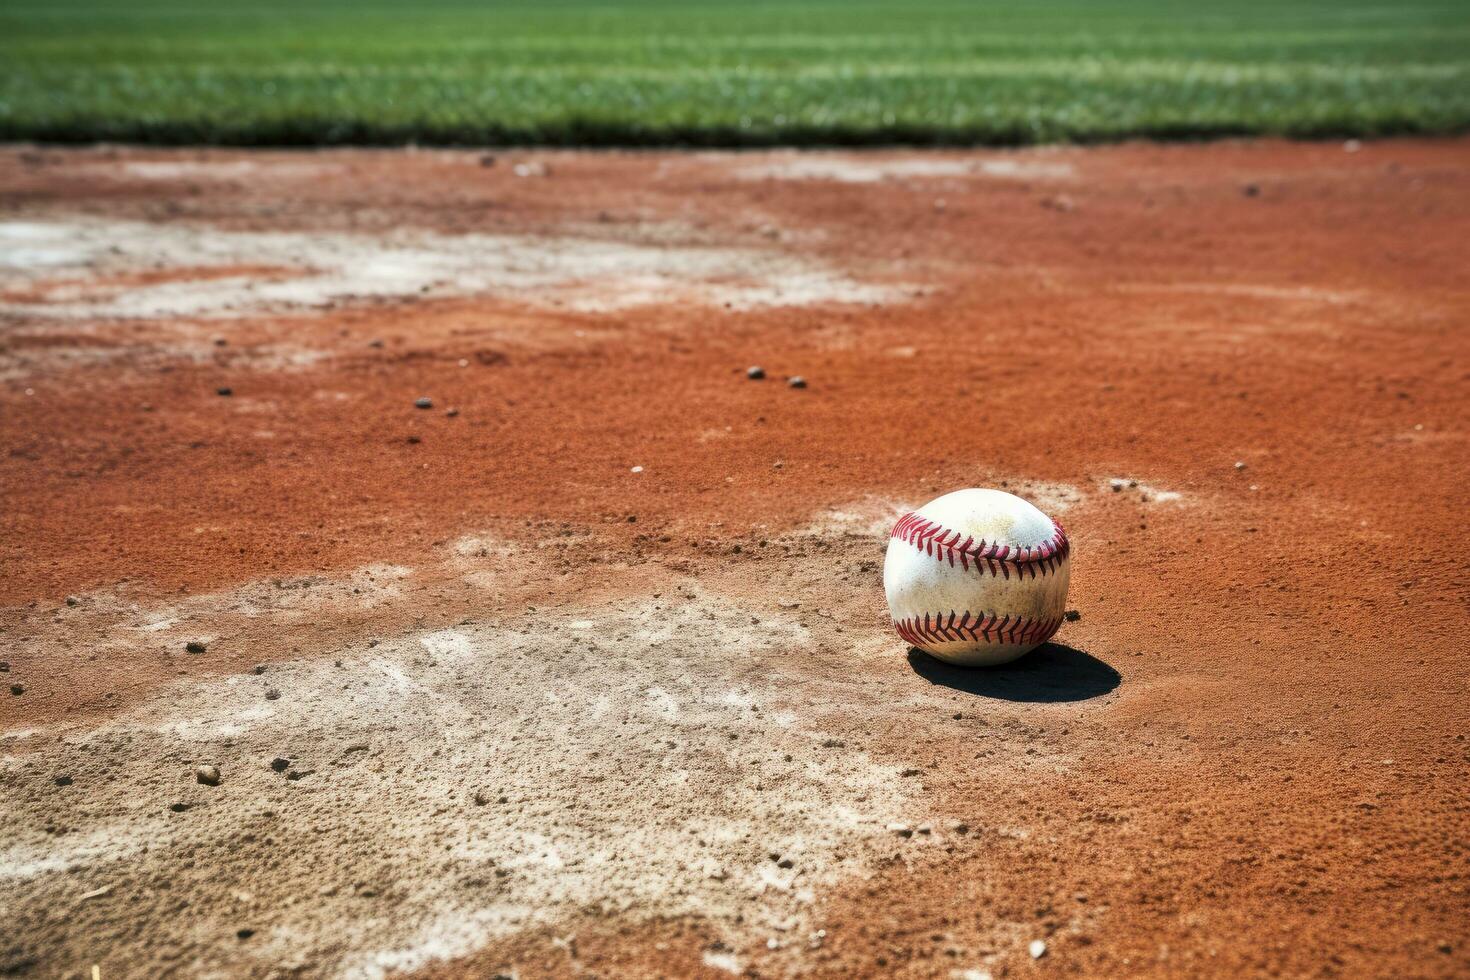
[0,661,9,672]
[368,339,384,348]
[473,789,491,806]
[788,376,807,389]
[9,684,23,696]
[65,596,78,607]
[1065,609,1082,622]
[169,802,192,812]
[414,397,433,409]
[264,688,281,701]
[54,774,73,786]
[777,857,795,869]
[406,435,421,444]
[286,769,314,781]
[0,947,39,975]
[1244,183,1261,197]
[217,387,233,397]
[185,640,206,654]
[270,758,290,772]
[253,665,266,675]
[747,366,765,380]
[197,765,221,786]
[237,928,255,940]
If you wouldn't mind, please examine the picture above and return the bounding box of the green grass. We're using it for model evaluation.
[2,0,1468,146]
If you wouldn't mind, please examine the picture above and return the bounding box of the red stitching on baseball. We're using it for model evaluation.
[893,611,1063,648]
[890,512,1069,579]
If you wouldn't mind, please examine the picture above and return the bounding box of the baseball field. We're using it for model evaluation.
[2,2,1469,979]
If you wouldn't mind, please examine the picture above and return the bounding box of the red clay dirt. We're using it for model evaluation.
[0,140,1467,979]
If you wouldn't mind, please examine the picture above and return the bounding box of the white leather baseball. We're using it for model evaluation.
[884,488,1071,666]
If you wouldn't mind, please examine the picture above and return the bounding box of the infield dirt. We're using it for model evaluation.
[1,140,1467,979]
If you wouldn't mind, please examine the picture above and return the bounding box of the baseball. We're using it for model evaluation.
[884,488,1071,666]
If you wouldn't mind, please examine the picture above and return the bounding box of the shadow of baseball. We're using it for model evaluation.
[905,643,1120,703]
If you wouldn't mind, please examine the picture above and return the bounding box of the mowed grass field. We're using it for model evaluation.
[2,0,1468,146]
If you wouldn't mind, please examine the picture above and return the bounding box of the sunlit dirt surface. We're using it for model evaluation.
[2,141,1467,978]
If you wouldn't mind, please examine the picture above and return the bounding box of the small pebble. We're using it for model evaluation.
[216,387,233,397]
[237,928,255,940]
[0,661,9,672]
[1029,939,1048,959]
[1065,609,1081,622]
[169,802,192,813]
[787,376,807,389]
[1110,479,1125,493]
[54,774,73,786]
[9,684,23,696]
[270,758,290,772]
[1234,460,1247,471]
[949,821,970,835]
[368,339,384,348]
[473,789,491,806]
[185,640,206,654]
[196,765,221,786]
[776,857,795,869]
[887,822,913,838]
[746,366,765,380]
[1243,183,1261,197]
[65,596,78,607]
[406,435,421,444]
[286,769,313,781]
[414,397,433,410]
[264,688,281,701]
[445,408,460,418]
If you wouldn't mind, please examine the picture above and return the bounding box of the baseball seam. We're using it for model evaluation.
[890,512,1069,578]
[894,610,1064,648]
